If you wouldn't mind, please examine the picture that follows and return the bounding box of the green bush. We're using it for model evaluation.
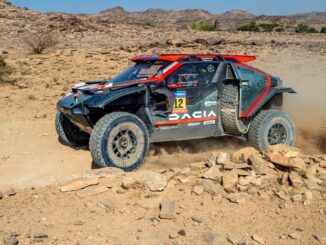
[275,27,285,32]
[259,23,279,32]
[295,23,319,33]
[321,27,326,33]
[237,22,261,32]
[0,55,13,83]
[190,21,216,31]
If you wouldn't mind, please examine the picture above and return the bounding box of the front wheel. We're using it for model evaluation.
[89,112,149,171]
[55,111,90,147]
[248,109,295,150]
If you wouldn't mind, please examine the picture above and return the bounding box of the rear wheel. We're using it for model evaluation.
[55,111,90,147]
[248,109,295,150]
[89,112,149,171]
[220,82,249,134]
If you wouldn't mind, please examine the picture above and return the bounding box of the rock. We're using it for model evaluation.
[288,157,306,171]
[159,200,175,219]
[193,185,204,195]
[206,154,217,167]
[264,145,305,170]
[320,161,326,168]
[191,215,203,223]
[252,234,265,244]
[304,179,323,191]
[137,197,162,209]
[97,199,114,211]
[60,178,99,192]
[34,233,48,239]
[178,229,186,236]
[76,185,109,198]
[17,82,28,89]
[289,232,302,240]
[314,233,326,242]
[284,151,300,158]
[231,147,258,163]
[222,170,238,192]
[203,165,222,181]
[289,171,304,187]
[249,155,269,175]
[281,172,289,185]
[226,233,242,245]
[217,152,230,164]
[0,191,3,200]
[142,171,167,191]
[225,193,245,204]
[169,233,179,239]
[122,173,145,189]
[275,191,290,201]
[304,164,320,183]
[2,236,18,245]
[202,179,223,196]
[223,162,236,170]
[292,194,302,202]
[318,173,326,181]
[204,232,218,245]
[304,190,313,205]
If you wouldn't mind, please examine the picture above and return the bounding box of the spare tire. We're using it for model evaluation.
[220,82,249,135]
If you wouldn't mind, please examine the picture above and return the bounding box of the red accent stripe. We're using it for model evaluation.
[237,63,271,117]
[155,116,218,126]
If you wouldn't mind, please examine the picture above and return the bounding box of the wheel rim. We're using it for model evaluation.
[107,122,144,168]
[267,123,287,145]
[112,129,138,160]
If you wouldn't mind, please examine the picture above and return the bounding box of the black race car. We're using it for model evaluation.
[56,54,296,171]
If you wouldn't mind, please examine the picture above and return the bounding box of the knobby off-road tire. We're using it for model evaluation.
[89,112,149,171]
[221,82,248,135]
[248,109,295,150]
[55,111,90,147]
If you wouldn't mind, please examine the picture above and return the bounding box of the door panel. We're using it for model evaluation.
[150,62,220,142]
[233,64,269,116]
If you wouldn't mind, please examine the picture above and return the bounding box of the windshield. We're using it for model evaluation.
[108,62,168,85]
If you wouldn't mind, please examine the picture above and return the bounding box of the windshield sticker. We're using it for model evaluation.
[173,91,187,113]
[203,120,216,125]
[205,101,217,107]
[207,64,215,73]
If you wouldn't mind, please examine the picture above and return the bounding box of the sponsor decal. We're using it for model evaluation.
[207,64,216,73]
[188,122,201,126]
[203,120,216,125]
[173,91,187,113]
[169,111,217,121]
[205,101,217,107]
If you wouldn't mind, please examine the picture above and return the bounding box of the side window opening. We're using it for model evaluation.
[166,63,219,88]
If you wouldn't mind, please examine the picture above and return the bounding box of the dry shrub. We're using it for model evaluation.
[23,30,57,54]
[0,55,13,84]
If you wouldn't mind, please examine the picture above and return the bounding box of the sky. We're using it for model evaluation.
[9,0,326,16]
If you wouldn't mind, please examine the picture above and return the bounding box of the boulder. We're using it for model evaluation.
[76,185,109,198]
[122,173,145,189]
[206,153,217,167]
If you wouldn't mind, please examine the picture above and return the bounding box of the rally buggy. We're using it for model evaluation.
[56,54,296,171]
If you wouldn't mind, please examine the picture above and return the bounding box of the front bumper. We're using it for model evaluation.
[57,94,92,133]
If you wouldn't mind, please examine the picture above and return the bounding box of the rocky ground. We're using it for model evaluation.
[1,145,326,245]
[0,1,326,244]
